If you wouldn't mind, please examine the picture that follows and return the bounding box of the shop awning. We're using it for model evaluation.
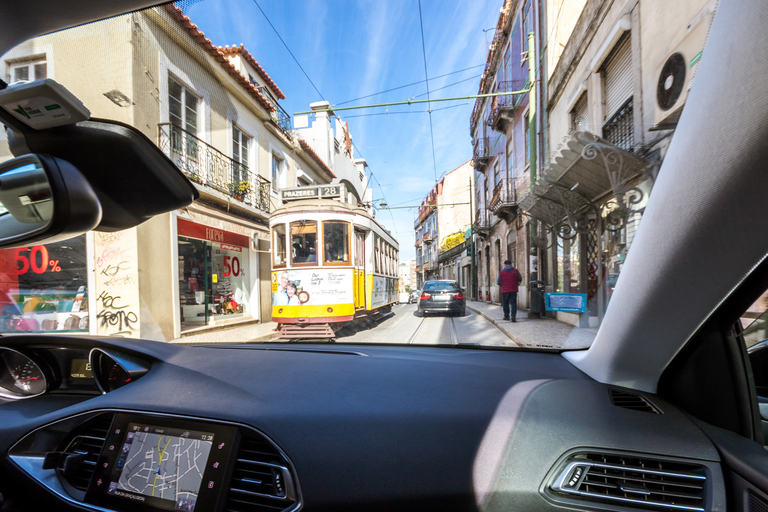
[518,131,649,225]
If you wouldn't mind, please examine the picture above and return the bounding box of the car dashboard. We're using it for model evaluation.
[0,336,726,512]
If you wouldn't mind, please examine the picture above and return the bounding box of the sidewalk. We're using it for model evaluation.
[170,320,279,344]
[466,300,596,350]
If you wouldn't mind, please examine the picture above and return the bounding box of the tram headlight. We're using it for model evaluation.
[327,307,333,313]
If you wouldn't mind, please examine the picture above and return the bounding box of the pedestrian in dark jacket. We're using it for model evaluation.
[497,260,522,321]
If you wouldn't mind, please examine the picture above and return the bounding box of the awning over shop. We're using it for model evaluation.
[518,131,649,225]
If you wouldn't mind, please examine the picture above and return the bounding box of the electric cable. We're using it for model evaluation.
[417,0,438,183]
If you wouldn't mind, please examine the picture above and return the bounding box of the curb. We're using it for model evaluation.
[465,304,523,347]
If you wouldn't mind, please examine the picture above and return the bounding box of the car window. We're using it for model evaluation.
[0,0,719,349]
[423,282,459,292]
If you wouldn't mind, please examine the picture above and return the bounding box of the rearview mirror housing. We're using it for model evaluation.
[0,154,101,248]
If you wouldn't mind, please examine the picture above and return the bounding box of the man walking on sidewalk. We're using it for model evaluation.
[497,260,522,322]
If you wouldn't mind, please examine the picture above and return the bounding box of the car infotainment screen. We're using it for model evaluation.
[106,423,215,512]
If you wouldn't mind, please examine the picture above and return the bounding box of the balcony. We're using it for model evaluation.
[158,123,270,214]
[602,98,634,152]
[258,89,292,139]
[423,233,434,245]
[473,136,492,171]
[474,208,490,237]
[488,178,517,220]
[487,81,525,133]
[414,204,436,229]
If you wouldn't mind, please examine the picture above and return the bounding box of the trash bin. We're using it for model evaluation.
[529,281,545,317]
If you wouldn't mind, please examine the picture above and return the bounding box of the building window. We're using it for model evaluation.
[524,112,530,165]
[169,76,199,160]
[271,153,284,192]
[9,58,46,84]
[571,94,588,132]
[522,0,533,49]
[169,76,198,136]
[232,126,251,184]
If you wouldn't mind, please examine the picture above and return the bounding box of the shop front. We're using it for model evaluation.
[177,218,252,331]
[0,236,90,333]
[519,131,653,327]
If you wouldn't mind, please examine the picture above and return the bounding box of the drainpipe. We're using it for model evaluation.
[526,31,539,317]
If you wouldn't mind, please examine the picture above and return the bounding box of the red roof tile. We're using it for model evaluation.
[162,4,276,114]
[298,139,337,180]
[219,44,285,100]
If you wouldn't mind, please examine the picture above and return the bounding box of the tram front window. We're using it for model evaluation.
[323,222,349,264]
[273,223,287,267]
[291,221,318,264]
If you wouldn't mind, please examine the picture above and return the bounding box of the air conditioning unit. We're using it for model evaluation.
[652,8,715,130]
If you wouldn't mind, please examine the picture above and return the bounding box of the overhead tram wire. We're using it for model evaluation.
[251,0,326,101]
[417,0,438,184]
[333,64,485,107]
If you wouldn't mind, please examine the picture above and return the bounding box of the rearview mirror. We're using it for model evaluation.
[0,154,101,247]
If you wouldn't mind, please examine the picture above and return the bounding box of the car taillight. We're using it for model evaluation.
[454,292,463,299]
[420,293,430,300]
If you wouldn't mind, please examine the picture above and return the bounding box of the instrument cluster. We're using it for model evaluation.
[0,345,148,399]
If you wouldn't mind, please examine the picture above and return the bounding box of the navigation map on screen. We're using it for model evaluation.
[107,423,215,512]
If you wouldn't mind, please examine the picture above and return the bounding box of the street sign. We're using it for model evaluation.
[545,293,587,313]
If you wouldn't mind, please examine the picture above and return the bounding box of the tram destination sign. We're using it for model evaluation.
[281,184,344,202]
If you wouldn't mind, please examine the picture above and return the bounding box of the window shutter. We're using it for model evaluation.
[603,34,632,120]
[573,94,588,132]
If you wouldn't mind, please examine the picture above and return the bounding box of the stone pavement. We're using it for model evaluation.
[171,320,279,344]
[466,300,596,350]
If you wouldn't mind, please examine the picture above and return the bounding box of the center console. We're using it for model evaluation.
[9,410,299,512]
[85,413,238,512]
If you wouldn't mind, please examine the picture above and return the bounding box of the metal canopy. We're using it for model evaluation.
[519,131,649,225]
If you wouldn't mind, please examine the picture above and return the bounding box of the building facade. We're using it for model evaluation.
[0,4,354,340]
[470,0,535,305]
[472,0,717,327]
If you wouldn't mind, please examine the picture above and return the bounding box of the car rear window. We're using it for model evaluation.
[424,282,459,292]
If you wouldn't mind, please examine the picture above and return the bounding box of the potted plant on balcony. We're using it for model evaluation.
[228,180,251,201]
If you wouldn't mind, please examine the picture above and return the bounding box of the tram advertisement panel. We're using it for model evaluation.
[372,276,397,308]
[272,269,352,306]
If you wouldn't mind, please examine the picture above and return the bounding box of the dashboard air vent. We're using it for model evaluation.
[60,414,114,491]
[610,389,661,414]
[224,430,298,512]
[552,453,708,512]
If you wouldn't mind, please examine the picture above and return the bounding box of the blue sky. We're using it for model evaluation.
[185,0,505,260]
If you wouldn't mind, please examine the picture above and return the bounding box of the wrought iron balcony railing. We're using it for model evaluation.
[473,136,492,170]
[487,80,526,132]
[257,89,292,138]
[474,208,491,234]
[157,123,271,214]
[488,178,517,213]
[602,97,634,152]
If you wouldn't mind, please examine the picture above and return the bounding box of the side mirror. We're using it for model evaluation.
[0,154,101,247]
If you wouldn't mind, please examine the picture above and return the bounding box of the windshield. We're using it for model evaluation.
[0,0,716,348]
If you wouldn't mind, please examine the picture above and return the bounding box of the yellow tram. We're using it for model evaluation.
[270,196,399,339]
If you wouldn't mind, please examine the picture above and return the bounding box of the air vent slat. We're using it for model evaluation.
[223,430,297,512]
[59,414,114,492]
[552,453,708,512]
[609,389,661,414]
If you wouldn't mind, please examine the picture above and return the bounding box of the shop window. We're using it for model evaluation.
[272,224,287,267]
[290,221,317,265]
[0,235,89,333]
[323,222,349,265]
[178,236,250,330]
